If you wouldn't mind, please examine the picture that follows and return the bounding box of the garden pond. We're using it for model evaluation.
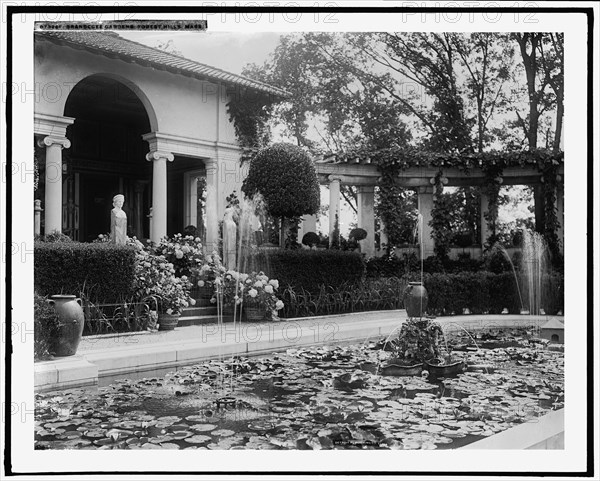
[35,327,564,450]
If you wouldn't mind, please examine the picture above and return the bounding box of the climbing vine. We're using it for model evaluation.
[226,89,278,163]
[429,171,453,260]
[481,163,504,250]
[540,163,562,264]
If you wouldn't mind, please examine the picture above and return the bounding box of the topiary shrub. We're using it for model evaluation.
[349,227,368,241]
[249,248,365,293]
[301,231,320,247]
[242,143,320,247]
[34,242,137,303]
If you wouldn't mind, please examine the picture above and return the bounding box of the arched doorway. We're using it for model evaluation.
[64,75,152,242]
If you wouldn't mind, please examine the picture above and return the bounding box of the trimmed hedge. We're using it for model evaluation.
[34,242,137,303]
[407,271,564,316]
[249,248,365,293]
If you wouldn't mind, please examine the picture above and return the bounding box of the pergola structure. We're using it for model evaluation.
[301,155,564,259]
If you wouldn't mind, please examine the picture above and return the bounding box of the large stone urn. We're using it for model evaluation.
[48,295,85,356]
[403,282,429,318]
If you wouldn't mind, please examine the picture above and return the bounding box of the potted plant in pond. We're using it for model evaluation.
[381,318,442,376]
[382,317,465,377]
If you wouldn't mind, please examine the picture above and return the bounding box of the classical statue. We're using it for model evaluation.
[110,194,128,245]
[222,207,237,270]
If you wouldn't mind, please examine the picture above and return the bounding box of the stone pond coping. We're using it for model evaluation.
[34,311,561,393]
[461,408,564,449]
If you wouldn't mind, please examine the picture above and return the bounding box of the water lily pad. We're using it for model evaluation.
[211,429,235,437]
[189,424,217,432]
[185,435,211,444]
[140,443,163,449]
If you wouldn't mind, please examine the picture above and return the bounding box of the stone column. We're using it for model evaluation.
[38,135,70,235]
[357,185,375,257]
[146,150,174,243]
[205,158,219,253]
[34,200,42,236]
[417,186,435,258]
[328,175,341,247]
[480,193,490,248]
[188,175,199,229]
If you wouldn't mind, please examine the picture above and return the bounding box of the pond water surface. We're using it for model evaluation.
[35,328,564,450]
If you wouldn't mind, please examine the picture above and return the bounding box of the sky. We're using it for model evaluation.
[119,31,282,74]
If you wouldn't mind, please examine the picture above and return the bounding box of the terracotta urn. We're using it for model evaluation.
[48,295,85,356]
[158,313,180,331]
[403,282,429,318]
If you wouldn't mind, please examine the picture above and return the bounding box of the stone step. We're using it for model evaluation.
[182,306,218,317]
[177,314,224,327]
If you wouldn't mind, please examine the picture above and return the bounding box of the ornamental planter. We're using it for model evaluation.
[48,295,85,357]
[380,360,423,377]
[244,306,266,322]
[158,313,180,331]
[424,358,465,378]
[403,282,429,318]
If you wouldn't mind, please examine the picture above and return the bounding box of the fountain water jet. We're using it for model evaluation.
[521,229,550,316]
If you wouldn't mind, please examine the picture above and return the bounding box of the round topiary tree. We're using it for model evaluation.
[242,143,320,247]
[349,227,367,241]
[302,231,320,248]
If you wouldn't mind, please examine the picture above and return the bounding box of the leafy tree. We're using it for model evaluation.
[452,33,513,153]
[512,33,557,150]
[242,143,320,247]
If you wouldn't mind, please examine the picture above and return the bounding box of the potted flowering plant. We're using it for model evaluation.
[131,240,194,330]
[233,271,284,321]
[196,251,226,300]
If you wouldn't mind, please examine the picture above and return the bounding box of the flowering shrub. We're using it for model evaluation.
[92,233,111,243]
[131,240,194,315]
[153,234,205,278]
